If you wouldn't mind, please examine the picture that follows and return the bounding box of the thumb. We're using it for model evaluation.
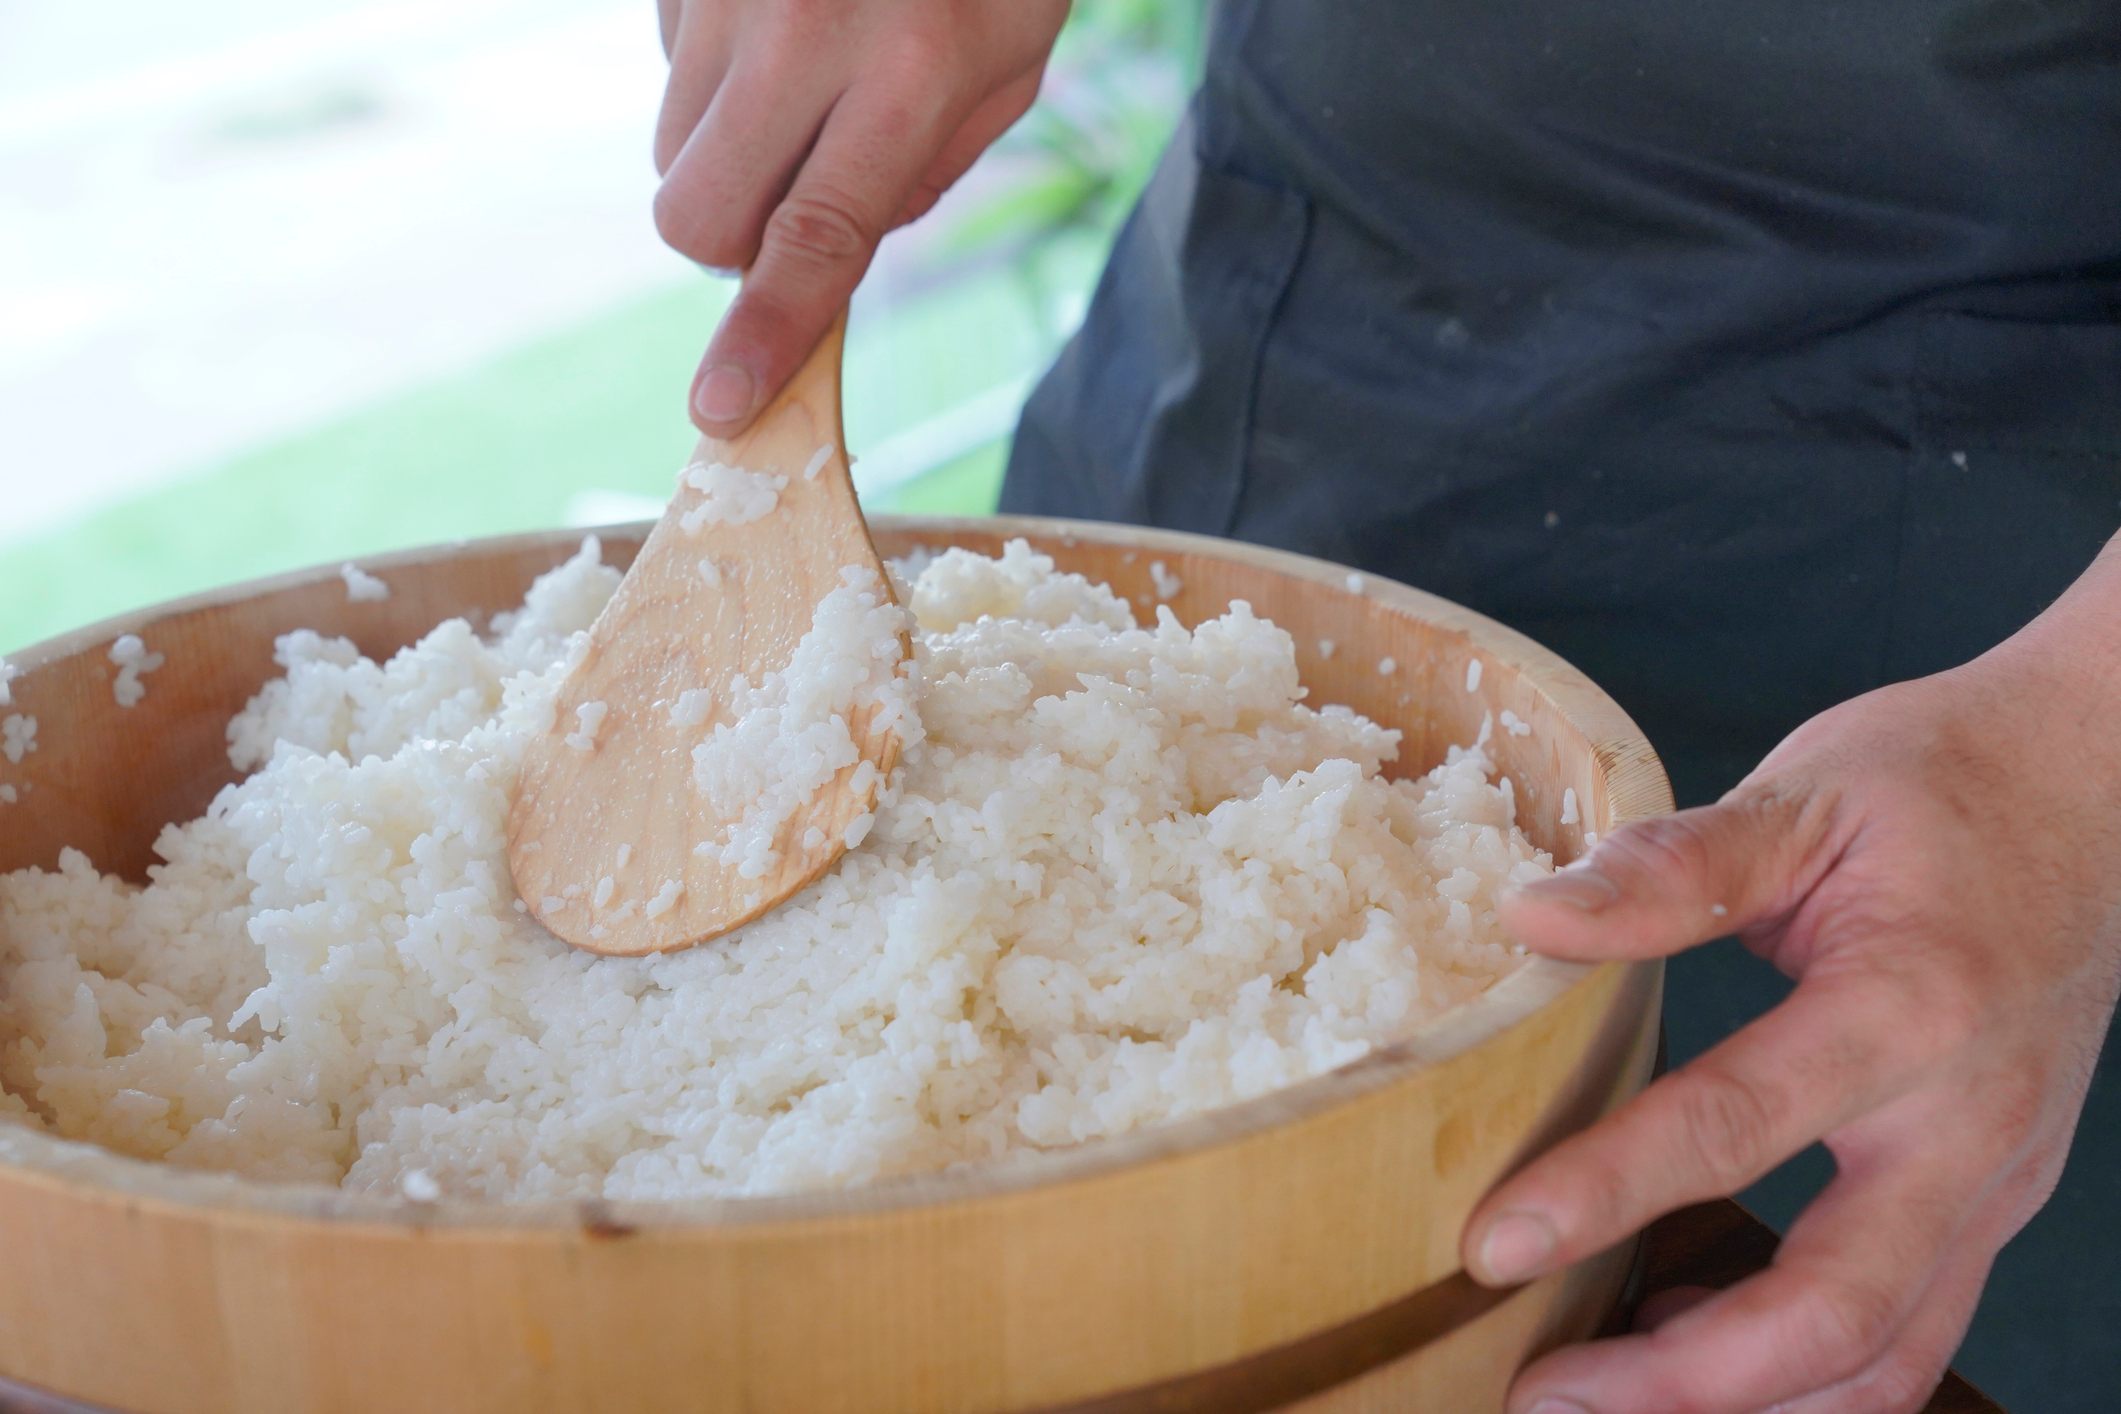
[1501,785,1826,960]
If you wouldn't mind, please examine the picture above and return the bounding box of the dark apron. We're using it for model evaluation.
[1000,3,2121,1405]
[1005,0,2121,800]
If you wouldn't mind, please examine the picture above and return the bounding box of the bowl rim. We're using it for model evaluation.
[0,514,1671,1231]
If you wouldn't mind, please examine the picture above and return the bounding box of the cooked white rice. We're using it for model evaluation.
[1,714,34,765]
[339,564,391,603]
[688,565,908,884]
[562,700,609,753]
[0,540,1551,1199]
[677,459,785,532]
[109,634,165,709]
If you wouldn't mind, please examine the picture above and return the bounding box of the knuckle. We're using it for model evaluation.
[650,183,693,251]
[1805,1014,1890,1099]
[1802,1274,1905,1380]
[652,184,740,268]
[1866,1356,1947,1414]
[1897,957,1989,1058]
[1829,947,1985,1073]
[874,25,956,85]
[756,11,826,77]
[1006,79,1042,125]
[652,123,686,178]
[1579,1153,1641,1240]
[1874,1373,1951,1414]
[772,0,832,31]
[896,179,947,228]
[766,186,876,270]
[864,88,934,147]
[1727,774,1825,846]
[1672,1061,1786,1189]
[1599,811,1721,893]
[651,184,701,256]
[860,49,955,145]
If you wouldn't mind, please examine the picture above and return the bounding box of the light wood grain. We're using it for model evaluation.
[508,315,906,955]
[0,518,1673,1413]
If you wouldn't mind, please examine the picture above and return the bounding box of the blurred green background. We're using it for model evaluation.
[0,0,1203,651]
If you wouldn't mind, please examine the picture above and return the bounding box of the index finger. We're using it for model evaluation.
[1502,1127,1999,1413]
[1463,969,1931,1289]
[690,81,956,434]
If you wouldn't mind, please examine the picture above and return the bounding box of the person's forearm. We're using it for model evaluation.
[1977,529,2121,779]
[2008,529,2121,659]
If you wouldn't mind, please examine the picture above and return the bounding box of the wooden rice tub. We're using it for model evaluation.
[0,516,1670,1412]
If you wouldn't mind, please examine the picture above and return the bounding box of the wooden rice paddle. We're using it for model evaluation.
[506,312,905,955]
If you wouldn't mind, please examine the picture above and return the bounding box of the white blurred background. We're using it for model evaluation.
[0,0,1199,649]
[0,0,680,540]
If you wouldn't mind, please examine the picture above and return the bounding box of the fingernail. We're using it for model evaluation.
[1514,868,1618,913]
[1524,1399,1591,1414]
[694,363,755,424]
[1477,1211,1558,1284]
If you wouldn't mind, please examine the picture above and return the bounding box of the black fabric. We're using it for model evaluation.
[1008,3,2121,773]
[1001,2,2121,1406]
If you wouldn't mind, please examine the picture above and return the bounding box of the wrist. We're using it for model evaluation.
[1963,534,2121,800]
